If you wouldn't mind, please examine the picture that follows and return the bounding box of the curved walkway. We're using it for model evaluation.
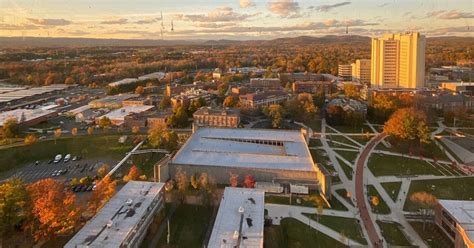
[354,133,387,247]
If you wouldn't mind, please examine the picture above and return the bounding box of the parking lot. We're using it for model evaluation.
[9,157,116,184]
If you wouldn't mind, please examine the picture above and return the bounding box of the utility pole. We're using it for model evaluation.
[167,219,170,244]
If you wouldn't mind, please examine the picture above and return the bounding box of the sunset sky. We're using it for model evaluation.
[0,0,472,39]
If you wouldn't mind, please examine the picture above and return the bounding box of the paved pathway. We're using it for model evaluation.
[354,133,386,247]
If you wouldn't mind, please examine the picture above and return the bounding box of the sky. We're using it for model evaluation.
[0,0,472,40]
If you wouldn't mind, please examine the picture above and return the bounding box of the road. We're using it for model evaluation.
[354,133,387,247]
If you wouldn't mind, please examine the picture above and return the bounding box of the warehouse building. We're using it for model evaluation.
[208,187,265,248]
[169,128,329,198]
[0,108,57,127]
[435,199,474,248]
[65,181,165,248]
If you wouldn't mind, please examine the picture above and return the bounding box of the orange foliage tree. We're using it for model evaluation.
[27,179,81,241]
[123,165,141,182]
[229,173,239,187]
[243,175,256,188]
[384,107,430,144]
[88,176,117,214]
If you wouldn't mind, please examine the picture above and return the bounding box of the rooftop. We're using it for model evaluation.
[208,187,264,248]
[172,128,315,172]
[438,199,474,241]
[65,181,165,248]
[0,108,56,126]
[193,107,240,117]
[99,105,154,122]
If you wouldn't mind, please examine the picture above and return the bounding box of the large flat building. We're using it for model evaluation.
[371,32,425,89]
[170,128,329,197]
[351,59,371,85]
[249,78,282,90]
[239,91,289,109]
[0,108,57,127]
[435,199,474,248]
[208,187,265,248]
[97,105,155,126]
[65,181,165,248]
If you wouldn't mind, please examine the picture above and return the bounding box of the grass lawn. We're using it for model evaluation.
[367,185,391,214]
[409,222,453,248]
[376,221,413,247]
[404,177,474,211]
[309,149,336,174]
[309,138,323,147]
[376,138,450,161]
[336,150,359,163]
[265,194,348,211]
[329,135,358,147]
[335,189,354,207]
[304,215,367,245]
[381,182,402,201]
[264,218,347,248]
[336,158,353,180]
[331,125,372,134]
[130,153,165,178]
[0,135,134,177]
[368,154,443,177]
[349,134,371,145]
[157,204,213,248]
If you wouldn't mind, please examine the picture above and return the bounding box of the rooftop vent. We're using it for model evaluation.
[233,230,239,239]
[126,199,133,206]
[238,206,244,213]
[107,220,113,228]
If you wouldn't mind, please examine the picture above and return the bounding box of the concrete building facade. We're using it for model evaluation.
[435,199,474,248]
[193,107,240,131]
[371,32,425,88]
[351,59,371,85]
[338,64,353,80]
[249,78,282,90]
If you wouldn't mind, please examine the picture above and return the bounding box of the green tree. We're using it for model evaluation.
[148,123,179,151]
[167,106,188,128]
[0,179,31,235]
[263,104,284,128]
[159,96,171,110]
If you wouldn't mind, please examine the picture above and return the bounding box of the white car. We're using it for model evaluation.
[64,154,71,163]
[54,154,62,163]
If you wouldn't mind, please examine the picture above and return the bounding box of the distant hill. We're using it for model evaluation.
[0,35,471,48]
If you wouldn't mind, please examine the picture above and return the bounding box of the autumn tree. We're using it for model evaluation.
[190,175,198,189]
[159,96,171,110]
[343,84,360,99]
[0,179,31,235]
[223,96,238,107]
[88,176,117,214]
[229,173,239,187]
[123,165,141,182]
[71,127,78,137]
[175,167,188,203]
[243,175,256,188]
[87,126,94,135]
[135,85,145,95]
[384,107,430,144]
[64,77,74,85]
[53,128,62,144]
[263,104,284,128]
[98,116,112,129]
[27,179,81,241]
[1,118,20,139]
[167,106,188,128]
[148,123,179,151]
[97,164,110,178]
[410,191,437,230]
[24,134,38,145]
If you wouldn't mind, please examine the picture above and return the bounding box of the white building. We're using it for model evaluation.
[435,199,474,248]
[208,187,265,248]
[65,181,165,248]
[97,105,154,126]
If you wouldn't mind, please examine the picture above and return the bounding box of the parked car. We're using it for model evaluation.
[64,154,71,163]
[86,185,93,191]
[34,161,40,165]
[72,156,77,161]
[54,154,62,163]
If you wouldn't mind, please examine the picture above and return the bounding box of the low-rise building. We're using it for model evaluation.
[89,94,138,109]
[231,86,251,95]
[97,105,155,126]
[165,83,204,97]
[435,199,474,248]
[418,91,474,112]
[143,85,160,94]
[65,181,165,248]
[239,91,289,109]
[193,107,240,131]
[327,98,367,116]
[169,128,330,198]
[208,187,265,248]
[249,78,282,90]
[279,72,338,83]
[146,112,173,127]
[351,59,371,85]
[122,97,152,107]
[441,82,474,94]
[0,108,57,128]
[292,81,335,95]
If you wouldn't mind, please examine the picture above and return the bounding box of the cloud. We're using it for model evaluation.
[378,2,390,7]
[27,18,71,26]
[179,7,259,22]
[239,0,255,8]
[134,17,161,24]
[0,23,39,30]
[314,1,351,12]
[268,0,300,17]
[101,18,128,25]
[194,22,237,28]
[426,10,446,18]
[437,10,474,20]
